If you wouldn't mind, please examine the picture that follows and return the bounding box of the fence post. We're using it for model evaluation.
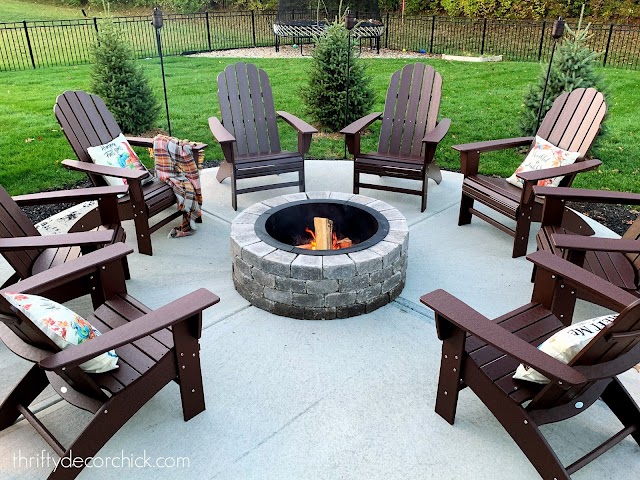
[480,18,487,55]
[603,23,614,67]
[205,11,212,50]
[251,11,256,47]
[429,16,436,54]
[385,12,389,49]
[537,20,546,61]
[22,21,36,69]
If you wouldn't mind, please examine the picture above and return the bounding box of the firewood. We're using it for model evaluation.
[314,217,333,250]
[336,238,353,248]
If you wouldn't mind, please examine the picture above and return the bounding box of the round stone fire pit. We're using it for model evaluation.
[230,192,408,319]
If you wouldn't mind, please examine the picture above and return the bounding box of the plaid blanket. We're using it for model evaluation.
[152,135,203,237]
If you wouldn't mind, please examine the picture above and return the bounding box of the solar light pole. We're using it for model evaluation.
[536,16,565,131]
[343,11,355,158]
[152,7,171,136]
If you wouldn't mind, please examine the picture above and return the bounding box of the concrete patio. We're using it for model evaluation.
[1,160,638,479]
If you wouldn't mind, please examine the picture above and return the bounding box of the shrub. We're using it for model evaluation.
[519,15,606,136]
[90,16,160,135]
[301,12,375,132]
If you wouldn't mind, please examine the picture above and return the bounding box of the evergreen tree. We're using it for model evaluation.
[520,15,605,135]
[91,16,160,135]
[301,11,375,132]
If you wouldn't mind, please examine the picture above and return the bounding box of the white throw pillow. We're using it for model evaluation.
[513,314,616,384]
[86,133,151,187]
[2,292,119,373]
[506,136,581,188]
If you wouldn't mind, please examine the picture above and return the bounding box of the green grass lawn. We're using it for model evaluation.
[0,0,151,22]
[0,55,639,196]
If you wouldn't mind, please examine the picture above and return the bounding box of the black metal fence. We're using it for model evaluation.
[1,11,639,72]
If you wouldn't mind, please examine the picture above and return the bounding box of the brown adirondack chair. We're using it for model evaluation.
[210,62,317,210]
[54,90,207,256]
[421,250,640,479]
[0,184,128,303]
[535,185,640,311]
[341,63,451,212]
[454,87,606,258]
[0,243,220,480]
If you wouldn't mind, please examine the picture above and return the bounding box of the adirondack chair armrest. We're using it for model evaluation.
[124,136,153,148]
[38,288,220,371]
[527,251,638,310]
[516,159,602,182]
[62,159,150,182]
[422,118,451,145]
[208,117,235,144]
[13,186,128,206]
[552,234,640,253]
[0,243,133,296]
[340,112,382,136]
[127,136,207,156]
[277,111,318,135]
[420,289,588,386]
[0,231,115,252]
[534,186,640,205]
[452,136,534,154]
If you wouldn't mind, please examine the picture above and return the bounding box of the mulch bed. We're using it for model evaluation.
[21,165,636,236]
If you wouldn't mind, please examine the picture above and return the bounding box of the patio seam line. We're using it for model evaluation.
[12,395,63,427]
[407,200,459,228]
[213,367,368,476]
[202,303,252,332]
[392,297,435,323]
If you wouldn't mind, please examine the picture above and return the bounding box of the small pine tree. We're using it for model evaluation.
[520,13,605,135]
[91,16,160,135]
[301,11,375,132]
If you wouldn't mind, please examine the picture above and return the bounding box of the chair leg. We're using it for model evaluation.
[434,328,465,424]
[299,165,306,193]
[353,169,360,194]
[601,378,640,446]
[467,372,571,479]
[512,212,533,258]
[131,213,153,256]
[0,364,49,431]
[172,320,206,421]
[458,193,474,225]
[231,172,238,211]
[421,175,428,212]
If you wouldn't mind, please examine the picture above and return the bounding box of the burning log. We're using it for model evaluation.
[314,217,333,250]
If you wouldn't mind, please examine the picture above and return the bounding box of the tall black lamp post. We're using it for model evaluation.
[152,7,171,136]
[536,16,565,131]
[343,11,356,158]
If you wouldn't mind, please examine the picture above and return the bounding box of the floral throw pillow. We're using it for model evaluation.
[86,133,152,187]
[513,314,616,384]
[1,293,119,373]
[506,136,581,189]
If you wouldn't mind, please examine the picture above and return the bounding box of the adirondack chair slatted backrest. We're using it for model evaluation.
[536,87,607,158]
[0,186,43,279]
[55,91,123,187]
[377,63,442,158]
[217,63,281,158]
[530,299,640,411]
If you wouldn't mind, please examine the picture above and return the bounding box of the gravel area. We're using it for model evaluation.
[189,45,437,60]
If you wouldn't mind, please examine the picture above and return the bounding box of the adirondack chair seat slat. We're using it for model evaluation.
[456,87,607,257]
[342,63,450,212]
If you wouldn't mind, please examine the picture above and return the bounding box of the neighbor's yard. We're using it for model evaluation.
[0,55,638,196]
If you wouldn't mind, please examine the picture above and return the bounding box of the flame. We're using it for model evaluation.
[303,227,343,250]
